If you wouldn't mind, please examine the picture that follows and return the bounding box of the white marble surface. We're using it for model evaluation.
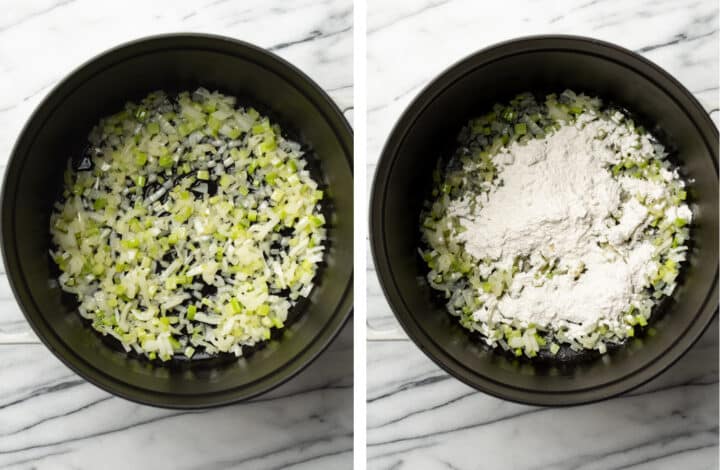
[0,322,352,469]
[368,319,718,470]
[0,0,353,468]
[366,0,719,468]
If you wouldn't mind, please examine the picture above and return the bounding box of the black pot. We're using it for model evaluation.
[1,34,353,408]
[370,35,718,405]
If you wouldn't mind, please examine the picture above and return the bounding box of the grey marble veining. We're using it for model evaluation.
[368,319,717,469]
[0,0,353,468]
[366,0,719,468]
[367,0,717,167]
[0,320,353,470]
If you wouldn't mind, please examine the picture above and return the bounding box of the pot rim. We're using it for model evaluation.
[1,33,354,409]
[369,34,718,406]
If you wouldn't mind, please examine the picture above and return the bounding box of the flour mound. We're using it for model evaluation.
[451,121,664,338]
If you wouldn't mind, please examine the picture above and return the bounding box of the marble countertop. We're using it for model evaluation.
[366,0,718,468]
[0,0,353,468]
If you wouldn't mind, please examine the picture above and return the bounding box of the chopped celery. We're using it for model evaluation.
[146,122,160,135]
[93,198,107,210]
[135,107,148,121]
[134,150,148,166]
[121,238,140,249]
[158,153,173,168]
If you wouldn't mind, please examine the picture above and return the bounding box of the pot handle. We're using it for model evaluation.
[0,331,38,343]
[366,321,406,340]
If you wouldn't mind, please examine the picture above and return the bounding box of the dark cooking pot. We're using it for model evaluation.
[370,35,717,405]
[1,34,353,408]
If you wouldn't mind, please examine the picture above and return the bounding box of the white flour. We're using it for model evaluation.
[450,119,676,339]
